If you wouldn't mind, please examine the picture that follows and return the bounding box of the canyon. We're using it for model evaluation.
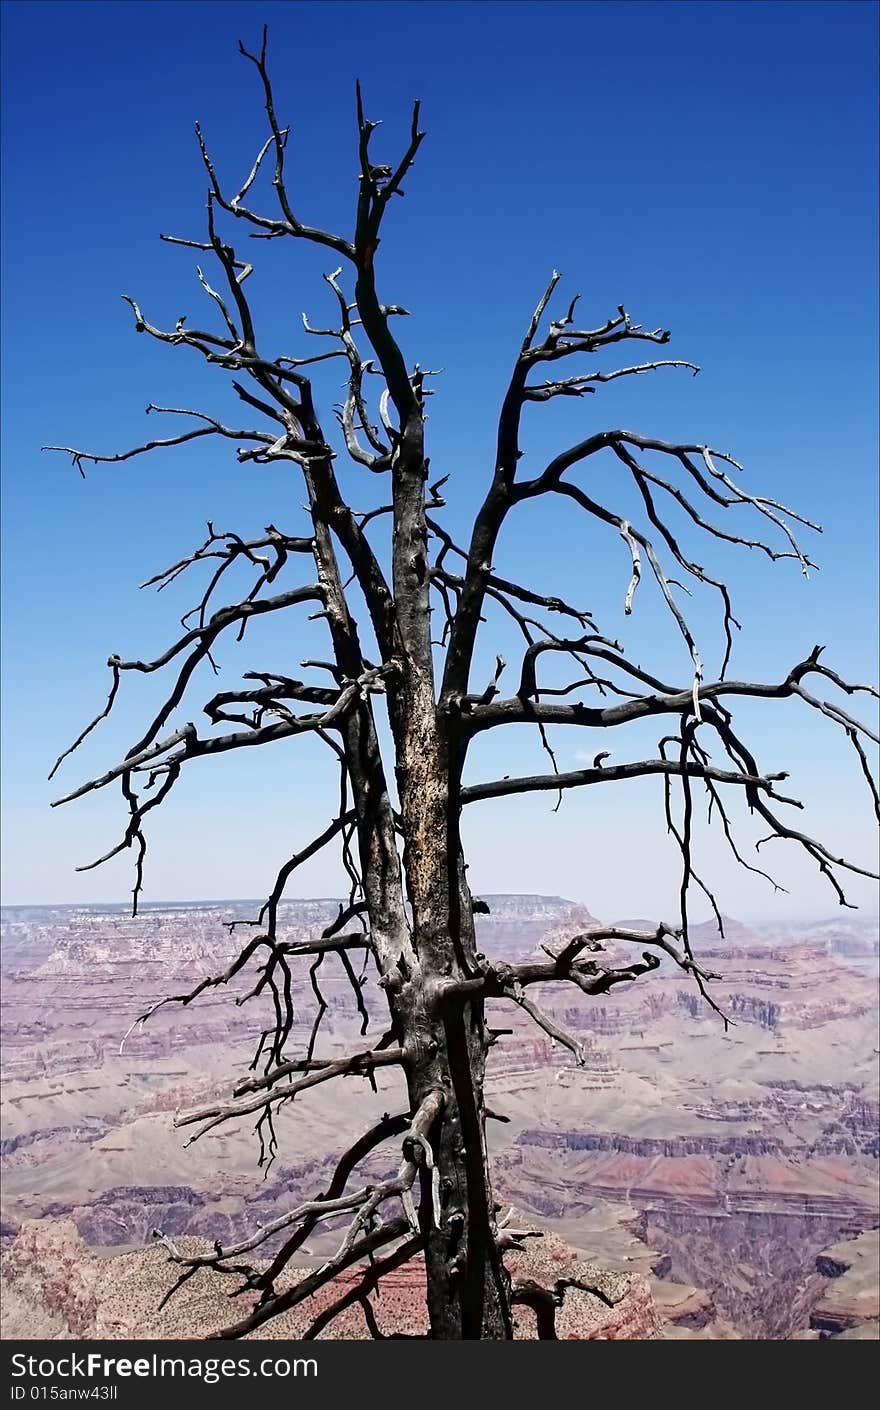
[1,896,877,1339]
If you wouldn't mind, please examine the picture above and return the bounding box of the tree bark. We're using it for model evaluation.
[383,415,512,1335]
[392,762,512,1339]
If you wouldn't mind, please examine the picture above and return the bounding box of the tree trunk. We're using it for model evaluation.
[394,885,512,1339]
[369,386,512,1336]
[410,998,512,1339]
[390,717,512,1338]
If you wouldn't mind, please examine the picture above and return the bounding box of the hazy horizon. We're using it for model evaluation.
[2,890,877,931]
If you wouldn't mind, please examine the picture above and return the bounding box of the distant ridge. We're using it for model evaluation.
[1,893,577,916]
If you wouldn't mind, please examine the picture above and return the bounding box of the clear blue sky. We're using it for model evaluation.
[2,0,877,919]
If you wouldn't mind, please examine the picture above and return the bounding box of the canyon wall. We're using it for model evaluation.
[1,897,877,1339]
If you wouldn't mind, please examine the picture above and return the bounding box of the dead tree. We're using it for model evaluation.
[47,31,878,1340]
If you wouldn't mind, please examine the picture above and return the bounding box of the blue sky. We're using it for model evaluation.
[2,0,877,919]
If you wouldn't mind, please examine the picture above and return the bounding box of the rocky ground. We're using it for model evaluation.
[3,1217,874,1340]
[810,1229,880,1337]
[1,1217,662,1340]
